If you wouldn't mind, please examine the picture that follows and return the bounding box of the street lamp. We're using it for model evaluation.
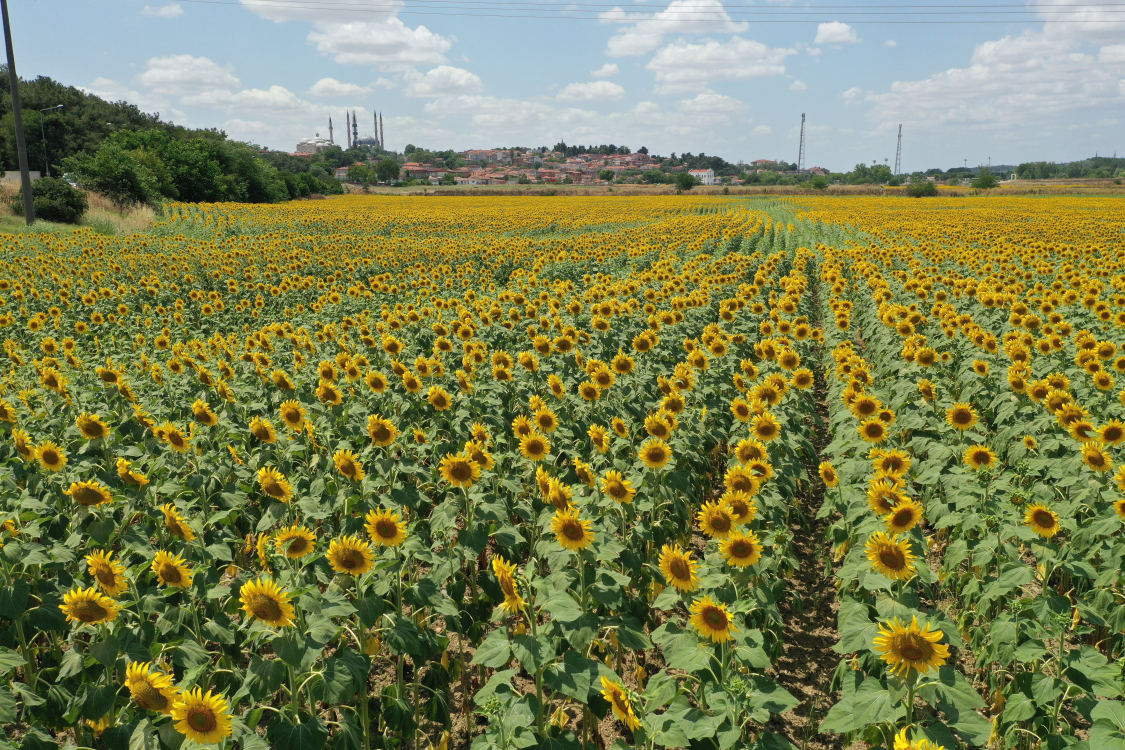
[39,104,63,177]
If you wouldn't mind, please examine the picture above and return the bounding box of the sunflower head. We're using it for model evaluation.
[125,661,178,715]
[639,438,672,469]
[239,577,296,628]
[885,498,925,534]
[658,544,699,592]
[873,615,950,677]
[1024,503,1061,538]
[689,595,737,643]
[333,449,366,482]
[60,586,121,625]
[865,531,917,581]
[172,688,233,744]
[550,507,593,552]
[365,507,408,547]
[274,525,316,558]
[720,531,763,568]
[697,500,736,539]
[327,535,375,575]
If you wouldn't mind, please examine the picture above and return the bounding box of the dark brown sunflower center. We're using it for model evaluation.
[1034,511,1054,527]
[710,515,731,532]
[338,550,364,570]
[880,547,906,570]
[188,705,217,731]
[702,607,728,629]
[450,463,471,480]
[608,482,626,498]
[897,635,931,662]
[133,681,168,711]
[247,594,283,622]
[159,564,183,585]
[892,509,914,527]
[74,487,105,506]
[286,537,310,555]
[669,558,689,580]
[41,449,60,465]
[72,599,108,622]
[94,565,116,587]
[372,425,390,441]
[376,521,398,539]
[647,448,667,462]
[562,521,584,540]
[731,540,754,558]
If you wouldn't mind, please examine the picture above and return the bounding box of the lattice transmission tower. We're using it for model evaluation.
[796,113,806,172]
[894,124,902,176]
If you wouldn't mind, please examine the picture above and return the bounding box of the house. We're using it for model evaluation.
[751,159,777,167]
[688,168,715,186]
[334,167,349,180]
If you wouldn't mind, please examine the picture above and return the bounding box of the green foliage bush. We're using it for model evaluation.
[906,180,939,197]
[9,177,88,223]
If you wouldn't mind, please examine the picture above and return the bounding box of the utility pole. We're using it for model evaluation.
[39,104,64,178]
[2,0,33,225]
[796,113,806,172]
[894,124,902,176]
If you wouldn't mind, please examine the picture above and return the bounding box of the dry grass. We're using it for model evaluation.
[0,181,156,235]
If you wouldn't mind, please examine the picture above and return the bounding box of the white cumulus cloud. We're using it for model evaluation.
[591,63,621,78]
[308,20,453,68]
[602,0,749,57]
[646,37,794,93]
[752,125,772,135]
[141,4,183,18]
[310,78,373,97]
[815,22,858,45]
[789,80,808,91]
[884,40,898,47]
[137,55,241,96]
[405,66,484,97]
[557,81,626,101]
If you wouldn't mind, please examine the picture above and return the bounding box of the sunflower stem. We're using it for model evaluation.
[289,665,301,718]
[14,616,36,691]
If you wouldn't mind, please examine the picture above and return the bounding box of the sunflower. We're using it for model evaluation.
[244,416,276,445]
[724,465,759,495]
[66,480,113,507]
[59,586,121,625]
[192,400,218,427]
[819,461,839,488]
[698,500,736,539]
[34,440,67,471]
[333,449,366,482]
[574,458,596,488]
[1114,498,1125,520]
[274,525,316,558]
[365,370,389,393]
[963,445,997,471]
[893,727,945,750]
[427,385,452,411]
[730,398,753,422]
[279,399,307,432]
[1023,435,1038,451]
[1100,420,1125,447]
[1024,503,1061,538]
[689,596,737,643]
[588,424,609,453]
[151,551,193,588]
[858,417,888,443]
[865,532,917,580]
[639,438,672,469]
[171,688,233,745]
[885,498,925,534]
[600,677,641,731]
[601,470,636,504]
[160,503,196,541]
[1082,442,1113,472]
[271,370,295,390]
[366,507,408,547]
[316,379,343,406]
[76,412,110,441]
[719,530,763,567]
[721,489,758,524]
[367,415,398,447]
[750,412,781,442]
[239,577,295,628]
[578,381,601,401]
[462,439,494,472]
[257,467,293,503]
[873,448,911,477]
[492,555,526,614]
[550,507,593,551]
[125,662,178,715]
[11,428,30,460]
[0,399,16,424]
[946,402,978,431]
[658,544,699,592]
[327,535,375,575]
[520,432,550,461]
[85,550,128,596]
[160,423,190,453]
[734,439,767,464]
[873,616,950,677]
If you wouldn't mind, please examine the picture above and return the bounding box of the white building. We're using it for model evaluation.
[295,134,334,154]
[688,168,715,186]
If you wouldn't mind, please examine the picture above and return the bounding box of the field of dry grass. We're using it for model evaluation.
[0,181,157,235]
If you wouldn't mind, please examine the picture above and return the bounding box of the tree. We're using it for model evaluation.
[376,158,401,183]
[348,163,374,183]
[810,175,829,190]
[440,173,456,186]
[517,174,530,184]
[10,177,87,223]
[906,178,939,197]
[638,146,649,155]
[598,169,615,182]
[674,172,697,191]
[971,166,1000,189]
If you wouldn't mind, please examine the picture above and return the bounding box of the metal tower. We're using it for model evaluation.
[796,113,806,171]
[894,124,902,176]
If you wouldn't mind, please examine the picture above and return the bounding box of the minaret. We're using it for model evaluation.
[345,111,351,148]
[379,112,384,150]
[351,110,359,146]
[374,111,378,149]
[328,115,334,145]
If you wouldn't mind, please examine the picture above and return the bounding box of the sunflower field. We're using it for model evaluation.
[0,194,1123,750]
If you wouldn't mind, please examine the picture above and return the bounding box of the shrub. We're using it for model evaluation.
[10,177,88,223]
[906,180,939,197]
[971,167,1000,190]
[674,172,697,191]
[810,175,830,190]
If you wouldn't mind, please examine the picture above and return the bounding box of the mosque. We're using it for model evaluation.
[294,110,385,154]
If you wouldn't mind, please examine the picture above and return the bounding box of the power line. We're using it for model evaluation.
[173,0,1125,22]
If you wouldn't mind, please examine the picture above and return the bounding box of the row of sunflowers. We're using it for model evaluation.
[807,197,1125,750]
[0,196,828,750]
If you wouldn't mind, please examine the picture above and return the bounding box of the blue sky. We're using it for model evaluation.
[14,0,1125,171]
